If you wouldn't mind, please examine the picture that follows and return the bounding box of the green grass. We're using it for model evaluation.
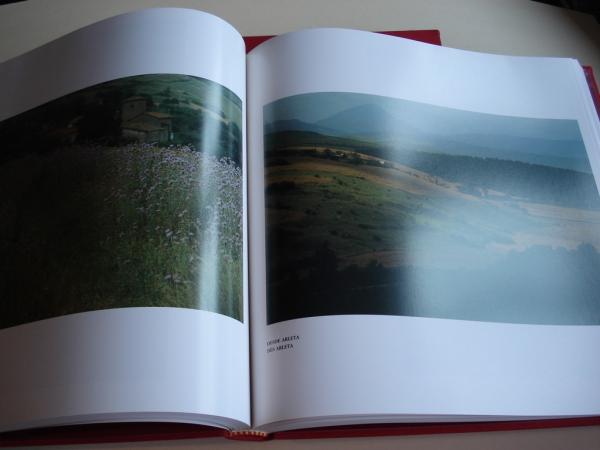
[265,153,543,272]
[267,165,412,269]
[0,144,243,329]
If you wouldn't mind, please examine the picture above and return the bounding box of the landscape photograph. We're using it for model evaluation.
[264,92,600,325]
[0,74,243,329]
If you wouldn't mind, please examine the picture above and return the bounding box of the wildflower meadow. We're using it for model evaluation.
[0,74,243,328]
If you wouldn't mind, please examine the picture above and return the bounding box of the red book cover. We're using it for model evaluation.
[583,65,600,119]
[3,417,600,446]
[3,28,600,449]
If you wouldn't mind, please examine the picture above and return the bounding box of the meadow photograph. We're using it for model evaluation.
[0,74,243,329]
[264,92,600,325]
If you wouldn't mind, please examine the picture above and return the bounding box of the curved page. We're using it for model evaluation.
[248,28,600,430]
[0,8,249,432]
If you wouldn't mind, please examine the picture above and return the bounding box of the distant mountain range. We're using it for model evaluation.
[265,119,340,136]
[265,103,592,173]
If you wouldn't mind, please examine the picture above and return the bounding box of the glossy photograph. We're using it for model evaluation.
[264,92,600,325]
[0,74,243,328]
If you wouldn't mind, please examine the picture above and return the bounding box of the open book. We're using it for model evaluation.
[1,7,600,444]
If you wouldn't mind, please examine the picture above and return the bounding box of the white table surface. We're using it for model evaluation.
[1,1,599,449]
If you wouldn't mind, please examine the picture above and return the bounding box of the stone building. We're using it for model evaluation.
[121,96,172,142]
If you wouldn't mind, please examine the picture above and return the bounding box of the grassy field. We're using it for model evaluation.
[0,144,243,328]
[266,150,552,271]
[265,142,600,325]
[0,74,243,329]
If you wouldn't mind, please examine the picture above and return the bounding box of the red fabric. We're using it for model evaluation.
[243,29,442,53]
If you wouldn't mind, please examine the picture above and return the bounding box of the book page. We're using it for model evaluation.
[0,8,249,432]
[247,28,600,430]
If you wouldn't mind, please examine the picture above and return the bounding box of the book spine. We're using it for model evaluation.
[224,429,271,441]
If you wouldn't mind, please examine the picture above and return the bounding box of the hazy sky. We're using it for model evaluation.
[264,92,585,142]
